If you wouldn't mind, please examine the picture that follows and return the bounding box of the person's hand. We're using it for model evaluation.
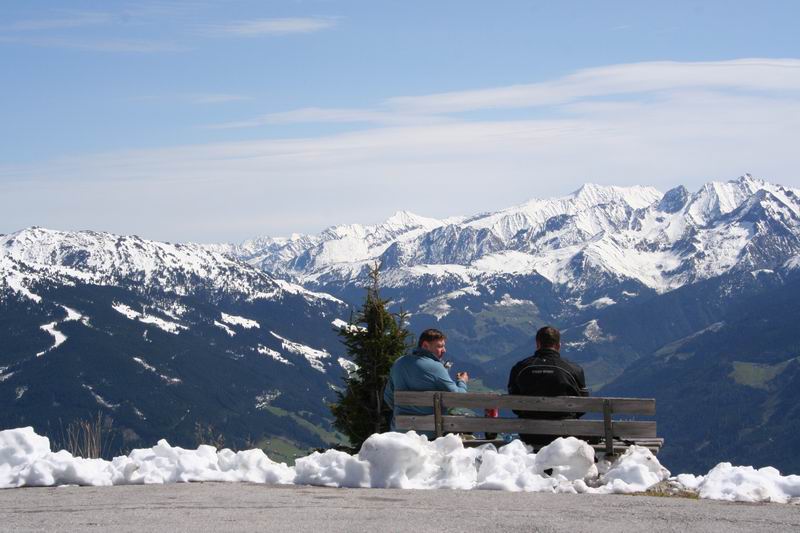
[456,371,469,383]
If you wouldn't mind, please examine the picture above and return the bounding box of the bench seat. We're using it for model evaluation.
[393,391,663,457]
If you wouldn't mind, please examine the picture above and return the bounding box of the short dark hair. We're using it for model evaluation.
[536,326,560,348]
[418,328,446,348]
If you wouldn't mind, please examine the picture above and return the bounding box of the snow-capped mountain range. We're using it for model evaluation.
[220,175,800,310]
[1,227,340,306]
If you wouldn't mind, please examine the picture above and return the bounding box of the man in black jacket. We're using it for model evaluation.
[507,326,589,447]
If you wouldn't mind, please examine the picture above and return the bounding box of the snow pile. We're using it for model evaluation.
[0,428,292,489]
[676,463,800,504]
[599,445,672,493]
[1,427,798,504]
[295,449,370,488]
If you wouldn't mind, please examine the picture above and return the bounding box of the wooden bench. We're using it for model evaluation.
[394,391,663,457]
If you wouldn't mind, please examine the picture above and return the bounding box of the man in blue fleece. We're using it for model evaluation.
[383,328,469,432]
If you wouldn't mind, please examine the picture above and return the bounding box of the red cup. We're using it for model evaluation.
[484,408,499,440]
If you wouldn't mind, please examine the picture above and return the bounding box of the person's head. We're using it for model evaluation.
[418,328,447,359]
[535,326,561,351]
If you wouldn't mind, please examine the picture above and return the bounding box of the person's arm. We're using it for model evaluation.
[429,364,467,393]
[507,363,520,395]
[576,367,589,397]
[508,363,524,416]
[569,365,589,419]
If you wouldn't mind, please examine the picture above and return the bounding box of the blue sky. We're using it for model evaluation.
[2,1,799,241]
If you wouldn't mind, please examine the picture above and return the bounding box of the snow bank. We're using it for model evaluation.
[598,445,672,493]
[0,428,292,489]
[1,427,798,504]
[676,463,800,504]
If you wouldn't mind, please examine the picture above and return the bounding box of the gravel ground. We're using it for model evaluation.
[1,482,798,533]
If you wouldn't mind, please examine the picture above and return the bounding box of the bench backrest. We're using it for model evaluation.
[393,391,657,454]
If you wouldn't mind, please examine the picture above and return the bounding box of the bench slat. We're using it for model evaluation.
[461,439,664,454]
[393,391,655,415]
[396,415,657,439]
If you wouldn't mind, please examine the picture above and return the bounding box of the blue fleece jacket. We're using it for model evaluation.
[383,347,468,430]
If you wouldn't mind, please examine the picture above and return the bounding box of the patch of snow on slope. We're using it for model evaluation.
[60,304,91,327]
[496,294,535,307]
[158,301,189,320]
[220,312,260,329]
[784,255,800,271]
[36,322,67,357]
[331,318,349,329]
[255,390,281,410]
[577,297,616,309]
[270,331,330,372]
[0,367,15,382]
[132,357,181,384]
[583,320,612,343]
[213,321,235,336]
[419,286,480,319]
[272,279,344,304]
[61,305,82,321]
[81,384,119,410]
[420,299,451,320]
[338,358,358,376]
[0,258,42,303]
[257,345,291,365]
[333,319,367,334]
[112,302,187,335]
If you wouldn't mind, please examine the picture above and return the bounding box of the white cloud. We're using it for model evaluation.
[220,58,800,127]
[386,58,800,114]
[3,59,799,242]
[204,17,337,37]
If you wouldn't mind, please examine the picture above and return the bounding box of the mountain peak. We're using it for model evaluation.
[570,183,661,209]
[657,186,690,214]
[382,210,441,229]
[734,173,761,185]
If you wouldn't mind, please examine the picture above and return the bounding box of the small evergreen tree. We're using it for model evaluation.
[330,263,411,448]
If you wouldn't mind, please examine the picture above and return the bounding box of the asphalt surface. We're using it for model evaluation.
[1,483,798,532]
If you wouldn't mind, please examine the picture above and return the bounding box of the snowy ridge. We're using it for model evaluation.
[0,227,342,308]
[224,176,800,305]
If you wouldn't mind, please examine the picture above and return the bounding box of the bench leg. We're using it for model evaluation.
[433,393,444,438]
[603,399,615,458]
